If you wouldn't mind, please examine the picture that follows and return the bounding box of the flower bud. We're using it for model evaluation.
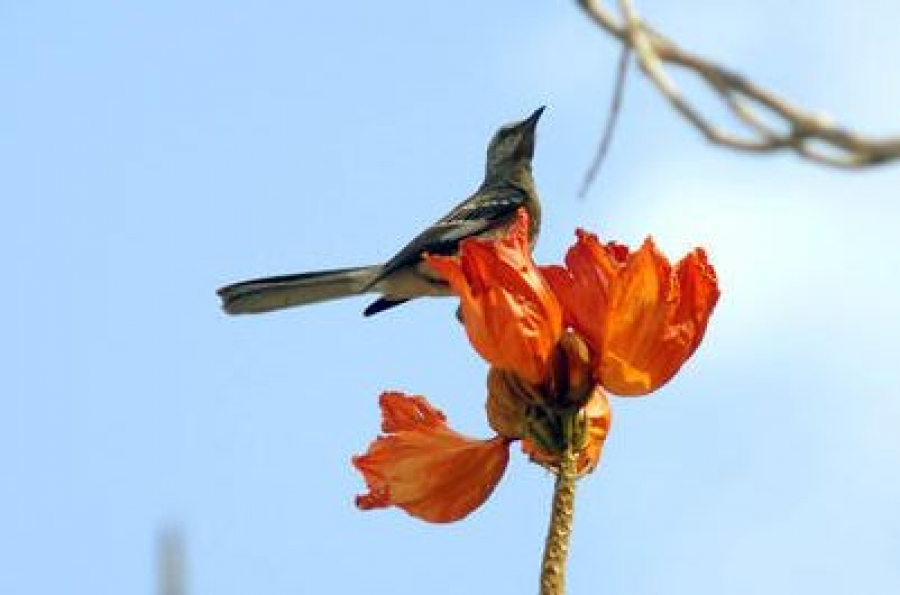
[545,331,594,408]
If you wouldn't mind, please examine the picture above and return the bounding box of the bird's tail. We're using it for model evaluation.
[217,265,381,315]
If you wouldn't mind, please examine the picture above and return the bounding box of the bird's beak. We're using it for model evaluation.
[524,106,546,130]
[513,106,545,160]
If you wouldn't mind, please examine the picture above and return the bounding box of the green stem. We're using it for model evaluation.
[540,447,578,595]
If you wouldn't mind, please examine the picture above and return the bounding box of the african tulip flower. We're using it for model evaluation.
[354,382,611,523]
[353,207,719,594]
[543,230,719,396]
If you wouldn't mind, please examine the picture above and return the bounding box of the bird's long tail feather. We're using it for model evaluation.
[217,265,380,315]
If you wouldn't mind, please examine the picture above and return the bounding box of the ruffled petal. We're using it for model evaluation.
[542,230,626,357]
[600,240,719,395]
[353,392,510,523]
[673,248,720,355]
[598,237,673,394]
[576,387,613,474]
[378,391,446,432]
[427,209,563,384]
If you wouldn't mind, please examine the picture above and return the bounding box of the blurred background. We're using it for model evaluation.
[3,1,899,593]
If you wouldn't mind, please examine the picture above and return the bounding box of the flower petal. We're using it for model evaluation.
[577,387,613,474]
[378,391,446,432]
[486,367,543,439]
[353,392,510,523]
[673,248,720,354]
[427,209,563,384]
[598,237,673,394]
[600,240,719,395]
[486,368,526,439]
[542,230,625,357]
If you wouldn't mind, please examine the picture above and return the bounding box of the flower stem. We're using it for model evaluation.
[540,446,578,595]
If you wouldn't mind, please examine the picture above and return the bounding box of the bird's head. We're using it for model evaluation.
[484,106,545,180]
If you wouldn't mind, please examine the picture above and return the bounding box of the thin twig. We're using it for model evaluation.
[580,44,631,198]
[574,0,900,168]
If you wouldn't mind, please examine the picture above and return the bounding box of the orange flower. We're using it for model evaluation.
[426,209,563,385]
[544,231,719,395]
[353,392,510,523]
[354,216,718,525]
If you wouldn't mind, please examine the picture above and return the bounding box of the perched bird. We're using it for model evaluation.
[217,106,545,317]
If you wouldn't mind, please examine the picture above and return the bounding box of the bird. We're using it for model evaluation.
[217,106,545,317]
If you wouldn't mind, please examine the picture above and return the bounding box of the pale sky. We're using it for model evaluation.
[3,2,900,594]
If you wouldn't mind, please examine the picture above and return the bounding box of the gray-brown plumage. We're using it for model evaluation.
[217,106,545,317]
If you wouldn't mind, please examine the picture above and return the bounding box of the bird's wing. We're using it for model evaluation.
[372,185,528,284]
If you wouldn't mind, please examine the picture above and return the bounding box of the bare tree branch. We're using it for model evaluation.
[579,44,631,198]
[576,0,900,168]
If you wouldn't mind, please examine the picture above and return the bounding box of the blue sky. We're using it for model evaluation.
[3,1,900,594]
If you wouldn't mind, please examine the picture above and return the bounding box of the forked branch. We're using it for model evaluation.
[576,0,900,172]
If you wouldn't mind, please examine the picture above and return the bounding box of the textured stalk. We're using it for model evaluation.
[540,447,578,595]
